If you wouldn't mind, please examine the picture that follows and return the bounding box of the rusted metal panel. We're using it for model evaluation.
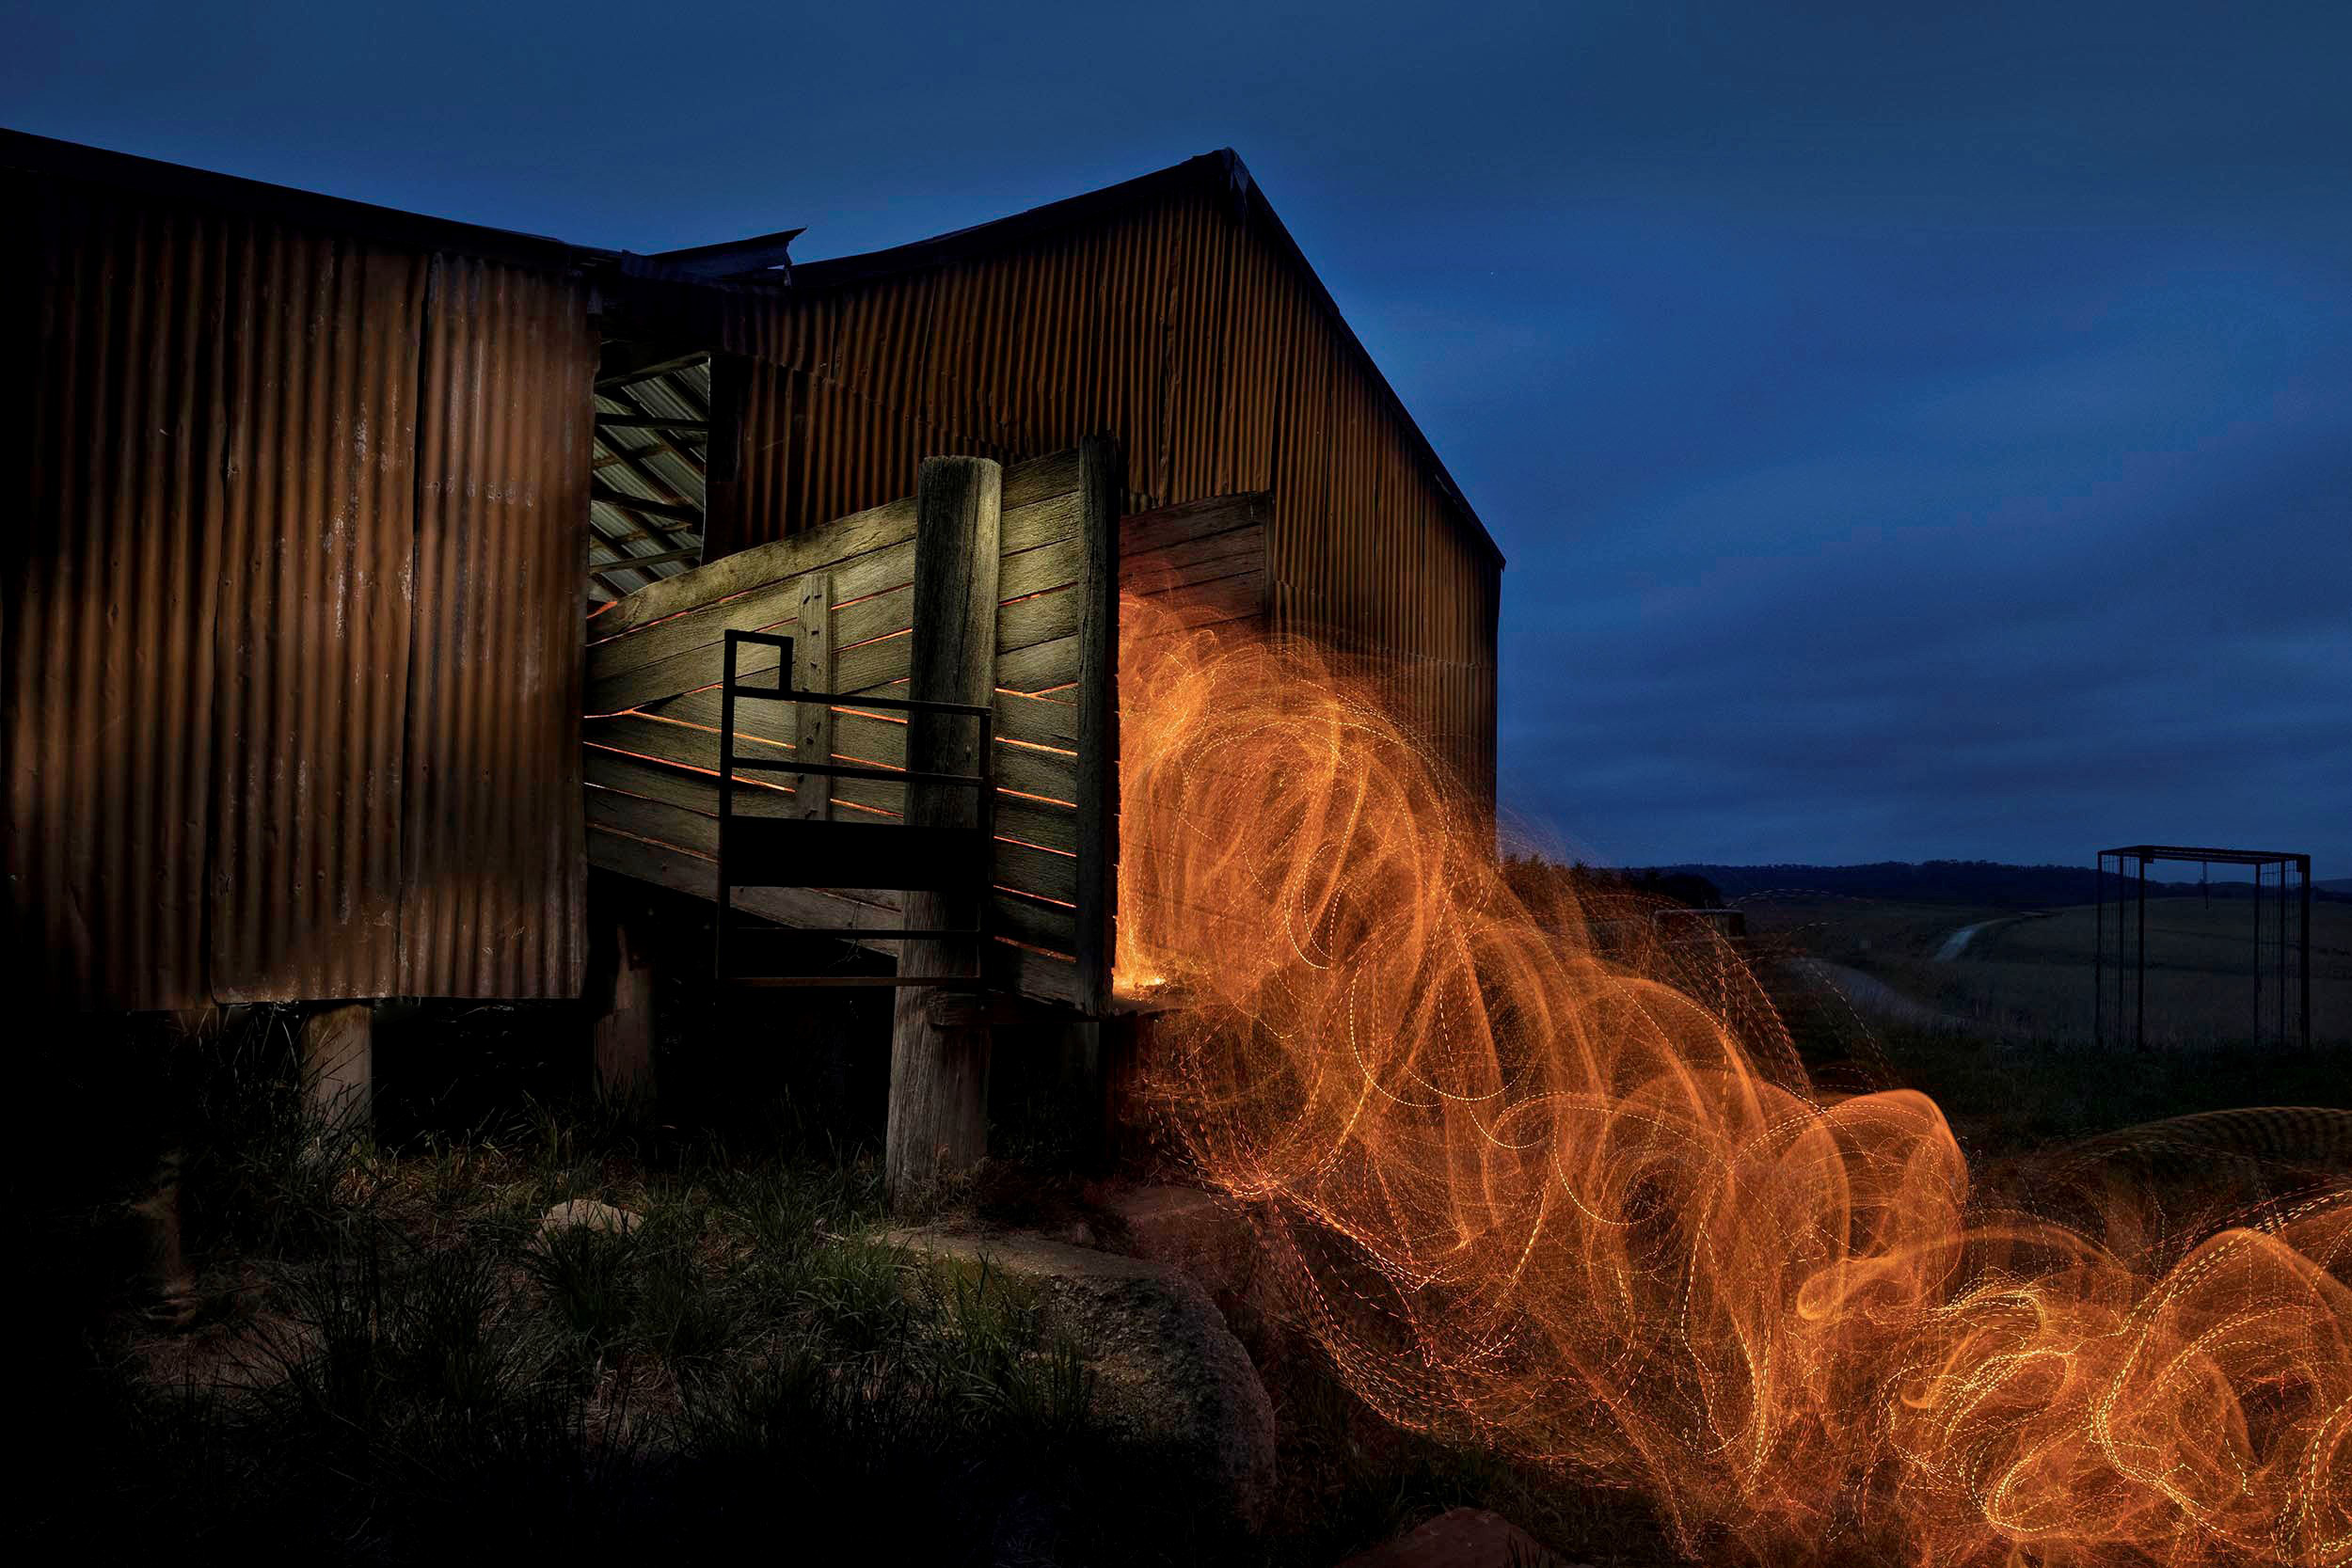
[208,222,429,1001]
[8,144,596,1008]
[398,254,594,998]
[5,176,230,1009]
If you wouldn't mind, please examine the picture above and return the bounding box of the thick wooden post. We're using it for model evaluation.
[885,456,1003,1203]
[300,1002,373,1131]
[1073,435,1121,1015]
[592,916,658,1103]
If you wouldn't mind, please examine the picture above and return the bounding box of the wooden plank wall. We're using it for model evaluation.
[582,450,1094,1006]
[1120,491,1269,630]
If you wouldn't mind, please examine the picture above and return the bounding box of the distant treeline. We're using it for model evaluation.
[1502,858,1725,912]
[1633,859,2347,908]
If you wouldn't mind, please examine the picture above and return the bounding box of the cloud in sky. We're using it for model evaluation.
[7,0,2345,870]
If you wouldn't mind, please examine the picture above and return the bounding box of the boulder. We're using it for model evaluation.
[891,1227,1278,1528]
[538,1197,642,1236]
[1104,1182,1267,1310]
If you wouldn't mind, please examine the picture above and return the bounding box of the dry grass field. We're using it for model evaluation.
[1740,895,2352,1049]
[1725,891,2352,1158]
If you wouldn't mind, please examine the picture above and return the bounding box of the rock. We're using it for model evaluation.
[891,1227,1279,1528]
[539,1197,642,1236]
[1337,1508,1576,1568]
[1105,1183,1265,1306]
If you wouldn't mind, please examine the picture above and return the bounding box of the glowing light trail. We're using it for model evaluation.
[1115,595,2348,1568]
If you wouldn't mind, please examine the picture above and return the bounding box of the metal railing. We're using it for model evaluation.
[715,628,995,986]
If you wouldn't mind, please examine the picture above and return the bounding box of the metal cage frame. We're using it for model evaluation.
[2094,844,2312,1052]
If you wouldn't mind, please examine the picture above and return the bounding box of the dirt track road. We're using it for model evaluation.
[1809,960,1978,1033]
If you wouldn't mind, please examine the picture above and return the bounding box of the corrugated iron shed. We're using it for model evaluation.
[4,131,1506,1009]
[660,151,1503,805]
[3,131,603,1008]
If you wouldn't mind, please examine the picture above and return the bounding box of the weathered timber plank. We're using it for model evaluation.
[591,574,801,680]
[993,689,1080,747]
[586,747,792,816]
[994,634,1081,694]
[594,593,1079,716]
[592,497,915,641]
[582,723,909,819]
[992,839,1079,905]
[590,739,1075,854]
[1120,491,1268,558]
[586,491,1085,709]
[997,451,1084,514]
[990,889,1080,952]
[585,713,788,769]
[831,631,916,695]
[587,530,911,680]
[589,628,785,715]
[590,451,1082,642]
[991,799,1080,855]
[1122,529,1265,594]
[1130,567,1267,628]
[636,683,1078,751]
[825,530,1087,655]
[998,583,1083,657]
[830,711,1076,802]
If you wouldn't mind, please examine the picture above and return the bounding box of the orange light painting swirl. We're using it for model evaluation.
[1114,594,2349,1567]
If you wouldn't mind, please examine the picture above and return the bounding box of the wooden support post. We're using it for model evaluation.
[793,570,834,819]
[1073,435,1121,1016]
[885,456,1003,1204]
[299,1002,373,1131]
[593,917,658,1104]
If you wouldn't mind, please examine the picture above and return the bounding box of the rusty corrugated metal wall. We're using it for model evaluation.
[5,154,592,1009]
[399,255,595,997]
[693,166,1501,805]
[208,225,428,1000]
[6,174,229,1007]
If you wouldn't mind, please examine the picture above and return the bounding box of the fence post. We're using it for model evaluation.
[1073,434,1121,1016]
[885,456,1003,1204]
[592,915,658,1104]
[300,1002,373,1131]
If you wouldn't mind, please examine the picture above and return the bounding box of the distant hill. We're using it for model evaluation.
[1640,860,2352,909]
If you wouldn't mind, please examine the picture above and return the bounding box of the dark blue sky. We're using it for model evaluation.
[8,1,2345,873]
